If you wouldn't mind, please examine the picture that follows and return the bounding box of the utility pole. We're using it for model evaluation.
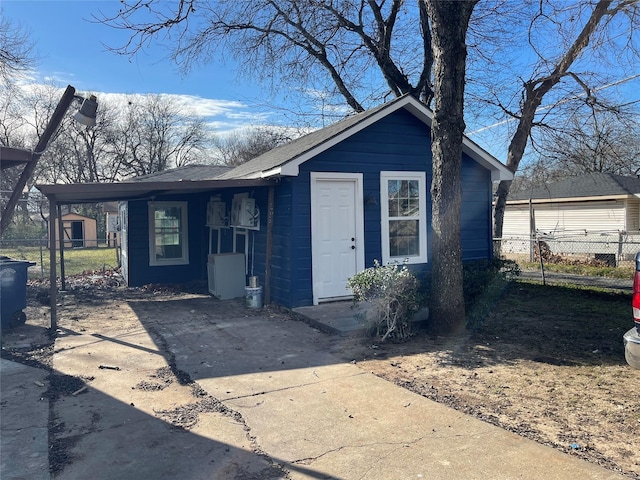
[1,85,77,234]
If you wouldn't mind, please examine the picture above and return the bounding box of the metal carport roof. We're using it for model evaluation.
[36,178,278,204]
[34,176,279,332]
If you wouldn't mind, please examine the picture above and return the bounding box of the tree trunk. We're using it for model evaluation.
[424,0,477,335]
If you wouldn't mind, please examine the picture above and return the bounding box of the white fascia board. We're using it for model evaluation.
[263,95,512,181]
[275,98,419,178]
[461,136,512,181]
[260,167,282,178]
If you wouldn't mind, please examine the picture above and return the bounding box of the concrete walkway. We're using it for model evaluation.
[1,296,628,479]
[0,358,50,480]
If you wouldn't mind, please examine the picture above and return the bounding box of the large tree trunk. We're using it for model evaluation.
[424,0,477,335]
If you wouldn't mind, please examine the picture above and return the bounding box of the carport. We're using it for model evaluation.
[36,176,277,330]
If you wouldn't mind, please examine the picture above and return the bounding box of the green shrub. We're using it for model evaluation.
[347,260,421,341]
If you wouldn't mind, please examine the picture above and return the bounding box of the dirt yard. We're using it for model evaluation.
[2,276,639,478]
[331,282,640,479]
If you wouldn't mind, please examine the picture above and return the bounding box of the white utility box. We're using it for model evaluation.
[207,253,246,300]
[206,200,227,227]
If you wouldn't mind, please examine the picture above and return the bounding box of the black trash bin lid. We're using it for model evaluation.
[0,257,36,266]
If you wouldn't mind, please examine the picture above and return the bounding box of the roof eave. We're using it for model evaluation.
[506,194,634,205]
[0,146,34,169]
[250,95,512,181]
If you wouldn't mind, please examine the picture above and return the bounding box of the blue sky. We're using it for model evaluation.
[3,0,639,161]
[3,0,283,133]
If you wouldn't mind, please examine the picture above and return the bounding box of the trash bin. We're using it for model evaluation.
[0,257,36,330]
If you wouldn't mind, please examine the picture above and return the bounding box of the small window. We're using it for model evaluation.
[148,202,189,266]
[380,171,427,264]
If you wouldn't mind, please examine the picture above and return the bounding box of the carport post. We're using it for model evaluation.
[57,204,66,291]
[48,196,58,331]
[265,186,274,304]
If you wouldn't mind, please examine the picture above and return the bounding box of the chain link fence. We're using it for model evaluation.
[495,233,640,291]
[0,237,120,279]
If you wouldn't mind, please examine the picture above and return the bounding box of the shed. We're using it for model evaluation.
[49,212,98,249]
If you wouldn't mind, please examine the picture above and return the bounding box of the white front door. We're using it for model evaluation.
[311,173,364,304]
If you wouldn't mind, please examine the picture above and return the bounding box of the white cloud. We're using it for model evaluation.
[8,79,325,145]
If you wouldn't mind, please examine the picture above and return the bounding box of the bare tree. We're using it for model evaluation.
[98,0,434,111]
[40,101,121,184]
[0,15,36,88]
[213,126,294,166]
[491,0,640,240]
[11,85,100,188]
[509,107,640,192]
[0,83,57,222]
[108,95,211,177]
[540,110,640,176]
[0,16,36,222]
[4,86,213,184]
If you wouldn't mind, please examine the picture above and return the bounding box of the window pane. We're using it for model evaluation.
[407,198,419,216]
[381,172,426,264]
[387,180,400,216]
[389,220,419,257]
[408,180,419,198]
[387,179,420,217]
[154,207,183,259]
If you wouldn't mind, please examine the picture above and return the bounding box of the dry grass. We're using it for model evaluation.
[0,246,118,277]
[334,280,640,478]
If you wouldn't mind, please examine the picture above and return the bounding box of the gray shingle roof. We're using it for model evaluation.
[217,100,392,180]
[116,95,510,184]
[508,173,640,201]
[128,164,232,183]
[218,94,512,182]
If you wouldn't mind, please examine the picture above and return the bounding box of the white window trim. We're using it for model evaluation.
[380,171,428,265]
[148,201,189,266]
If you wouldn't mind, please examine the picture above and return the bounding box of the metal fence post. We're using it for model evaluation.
[39,238,44,279]
[535,236,546,286]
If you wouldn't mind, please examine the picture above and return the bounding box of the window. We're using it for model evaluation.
[380,171,427,264]
[148,202,189,266]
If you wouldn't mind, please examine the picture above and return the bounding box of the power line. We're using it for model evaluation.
[467,74,640,136]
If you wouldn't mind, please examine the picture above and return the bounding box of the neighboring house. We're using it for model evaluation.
[504,173,640,236]
[49,212,98,248]
[38,95,512,308]
[502,172,640,263]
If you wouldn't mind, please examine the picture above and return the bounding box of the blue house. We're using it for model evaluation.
[38,95,512,308]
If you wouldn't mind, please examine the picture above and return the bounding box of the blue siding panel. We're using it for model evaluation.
[126,193,209,287]
[280,108,495,306]
[123,108,498,308]
[286,109,436,304]
[460,157,493,262]
[269,179,295,306]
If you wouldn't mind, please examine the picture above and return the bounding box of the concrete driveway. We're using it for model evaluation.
[2,292,626,479]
